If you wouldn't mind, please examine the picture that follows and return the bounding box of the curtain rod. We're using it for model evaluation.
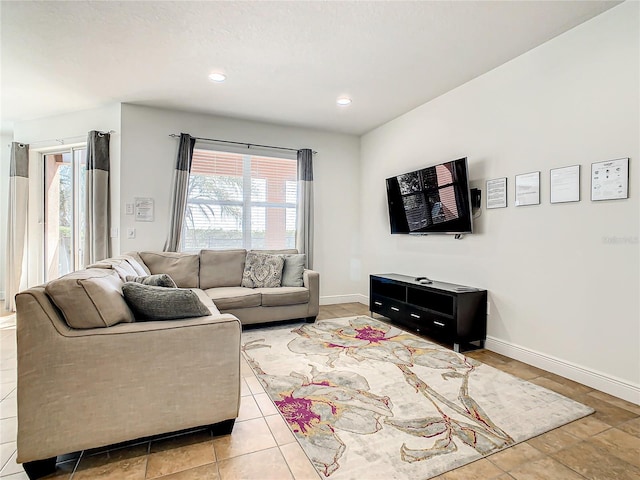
[169,133,317,154]
[9,130,115,148]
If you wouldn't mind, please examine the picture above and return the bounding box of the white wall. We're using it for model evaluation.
[12,104,121,285]
[0,135,12,302]
[120,104,361,301]
[360,2,639,402]
[8,102,361,302]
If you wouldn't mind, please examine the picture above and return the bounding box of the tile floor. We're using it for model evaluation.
[1,302,639,480]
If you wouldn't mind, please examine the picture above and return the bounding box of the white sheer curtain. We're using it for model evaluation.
[4,142,29,311]
[295,148,314,269]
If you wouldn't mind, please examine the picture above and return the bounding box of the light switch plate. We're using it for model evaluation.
[125,203,134,215]
[110,228,118,238]
[127,228,136,239]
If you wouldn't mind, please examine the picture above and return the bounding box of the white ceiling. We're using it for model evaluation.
[1,0,621,136]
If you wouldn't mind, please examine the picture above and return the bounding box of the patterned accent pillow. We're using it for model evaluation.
[241,253,285,288]
[122,283,211,320]
[124,274,177,288]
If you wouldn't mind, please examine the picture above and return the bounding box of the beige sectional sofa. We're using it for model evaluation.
[15,248,319,479]
[137,248,319,325]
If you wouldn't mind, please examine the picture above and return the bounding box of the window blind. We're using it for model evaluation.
[183,149,297,251]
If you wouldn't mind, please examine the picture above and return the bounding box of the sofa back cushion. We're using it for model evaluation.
[139,252,199,288]
[44,269,135,329]
[199,249,247,289]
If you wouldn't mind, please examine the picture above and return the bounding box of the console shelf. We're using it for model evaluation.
[369,274,487,352]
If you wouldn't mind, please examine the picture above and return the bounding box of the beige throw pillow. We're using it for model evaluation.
[45,270,135,329]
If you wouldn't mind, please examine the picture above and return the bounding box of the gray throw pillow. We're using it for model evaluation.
[124,274,177,288]
[281,254,306,287]
[241,252,285,288]
[122,283,211,320]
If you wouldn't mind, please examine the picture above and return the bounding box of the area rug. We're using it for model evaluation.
[241,316,593,479]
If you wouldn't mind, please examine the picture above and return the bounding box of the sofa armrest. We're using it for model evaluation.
[303,269,320,317]
[16,289,241,463]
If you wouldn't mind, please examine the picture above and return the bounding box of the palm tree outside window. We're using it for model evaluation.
[182,149,297,252]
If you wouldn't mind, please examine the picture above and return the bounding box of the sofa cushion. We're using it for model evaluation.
[199,249,247,289]
[45,269,135,328]
[122,283,211,320]
[204,287,262,310]
[241,252,284,288]
[256,287,310,307]
[281,254,306,287]
[124,274,177,288]
[139,252,199,288]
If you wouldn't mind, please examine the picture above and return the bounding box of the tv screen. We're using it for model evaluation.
[386,157,473,235]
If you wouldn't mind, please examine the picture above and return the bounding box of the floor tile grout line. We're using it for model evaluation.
[0,448,17,477]
[277,443,299,480]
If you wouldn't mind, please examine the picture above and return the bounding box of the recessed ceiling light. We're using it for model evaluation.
[208,72,226,83]
[337,96,352,106]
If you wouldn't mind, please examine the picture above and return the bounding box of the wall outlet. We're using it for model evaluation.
[487,301,491,315]
[110,227,118,238]
[127,228,136,239]
[125,203,134,215]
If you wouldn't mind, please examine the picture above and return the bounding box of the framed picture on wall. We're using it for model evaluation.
[515,171,540,206]
[591,158,629,201]
[486,177,507,209]
[550,165,580,204]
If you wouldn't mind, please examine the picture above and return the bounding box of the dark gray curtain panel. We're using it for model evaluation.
[85,130,111,264]
[164,133,195,252]
[295,148,314,269]
[5,142,29,311]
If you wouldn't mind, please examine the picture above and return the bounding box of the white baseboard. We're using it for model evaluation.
[485,336,640,405]
[320,297,638,404]
[320,294,368,306]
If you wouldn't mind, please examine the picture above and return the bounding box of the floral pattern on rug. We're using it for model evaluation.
[242,316,594,479]
[243,343,393,476]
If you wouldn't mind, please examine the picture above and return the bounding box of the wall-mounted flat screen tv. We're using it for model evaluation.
[386,157,473,235]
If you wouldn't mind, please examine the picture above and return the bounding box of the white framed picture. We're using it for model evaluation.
[486,177,507,209]
[550,165,580,204]
[591,158,629,201]
[515,171,540,206]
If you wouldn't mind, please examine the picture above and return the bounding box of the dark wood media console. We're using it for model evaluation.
[369,274,487,352]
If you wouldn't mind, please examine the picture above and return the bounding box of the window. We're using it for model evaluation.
[43,147,86,280]
[183,149,297,251]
